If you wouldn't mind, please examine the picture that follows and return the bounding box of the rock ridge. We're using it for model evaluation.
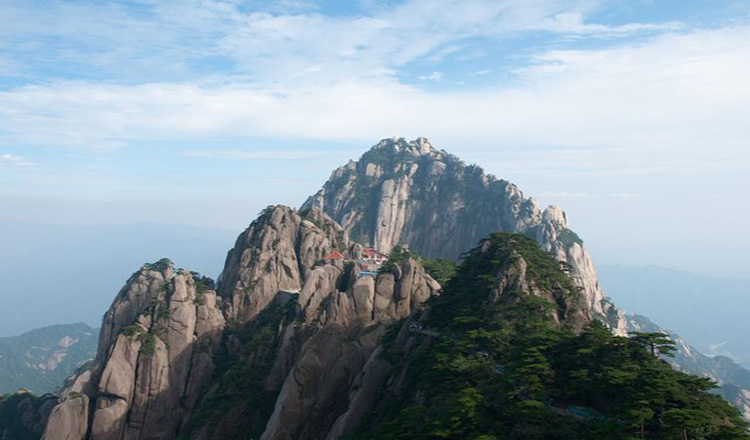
[302,137,626,334]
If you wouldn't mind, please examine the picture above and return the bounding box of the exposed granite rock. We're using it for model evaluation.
[721,384,750,421]
[258,257,440,440]
[303,137,626,334]
[218,206,349,324]
[42,263,225,440]
[183,206,440,439]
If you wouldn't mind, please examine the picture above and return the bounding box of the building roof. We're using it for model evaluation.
[363,249,387,257]
[323,251,344,260]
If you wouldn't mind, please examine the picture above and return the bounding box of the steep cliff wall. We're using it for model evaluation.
[303,137,625,333]
[39,206,442,440]
[187,206,441,439]
[42,262,225,440]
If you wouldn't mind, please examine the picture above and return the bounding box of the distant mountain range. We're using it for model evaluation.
[0,323,97,395]
[0,221,235,337]
[598,264,750,368]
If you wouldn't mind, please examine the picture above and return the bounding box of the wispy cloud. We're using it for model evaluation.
[0,0,684,86]
[1,21,747,180]
[184,149,326,161]
[539,191,589,198]
[537,12,684,36]
[470,69,492,76]
[0,153,35,167]
[418,71,443,81]
[0,1,746,183]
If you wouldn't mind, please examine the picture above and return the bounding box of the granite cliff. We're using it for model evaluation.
[38,206,441,440]
[303,137,625,333]
[42,260,225,440]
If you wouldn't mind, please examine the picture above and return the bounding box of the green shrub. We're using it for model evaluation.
[138,332,157,356]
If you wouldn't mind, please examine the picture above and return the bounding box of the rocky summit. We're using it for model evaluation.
[303,137,625,333]
[8,138,746,439]
[39,205,441,440]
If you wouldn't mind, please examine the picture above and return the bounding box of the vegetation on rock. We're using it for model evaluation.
[350,233,749,440]
[186,300,294,439]
[0,391,56,439]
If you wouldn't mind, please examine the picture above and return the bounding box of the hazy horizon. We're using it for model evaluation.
[1,214,748,339]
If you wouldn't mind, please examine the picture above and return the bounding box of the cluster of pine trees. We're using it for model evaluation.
[350,233,749,439]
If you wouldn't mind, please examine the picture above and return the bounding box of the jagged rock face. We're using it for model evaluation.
[218,206,349,324]
[188,206,441,440]
[37,206,440,440]
[42,263,225,440]
[303,137,626,334]
[258,257,440,440]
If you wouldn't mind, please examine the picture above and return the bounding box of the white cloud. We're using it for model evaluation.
[1,22,748,180]
[470,69,492,76]
[0,0,682,86]
[0,153,35,167]
[418,71,443,81]
[538,12,684,36]
[184,149,326,160]
[0,1,747,184]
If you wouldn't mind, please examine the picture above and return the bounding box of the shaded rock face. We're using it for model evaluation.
[40,206,440,440]
[189,206,440,440]
[257,258,439,440]
[218,206,349,324]
[0,390,58,440]
[42,263,225,440]
[303,137,625,334]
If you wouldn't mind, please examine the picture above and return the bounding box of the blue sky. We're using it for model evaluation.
[1,0,749,275]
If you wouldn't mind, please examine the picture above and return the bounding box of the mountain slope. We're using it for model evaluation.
[304,137,750,420]
[303,137,625,334]
[39,206,442,440]
[628,314,750,421]
[346,233,749,439]
[42,260,226,440]
[0,323,97,394]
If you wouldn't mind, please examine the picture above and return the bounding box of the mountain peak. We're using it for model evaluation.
[304,137,626,334]
[371,136,438,157]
